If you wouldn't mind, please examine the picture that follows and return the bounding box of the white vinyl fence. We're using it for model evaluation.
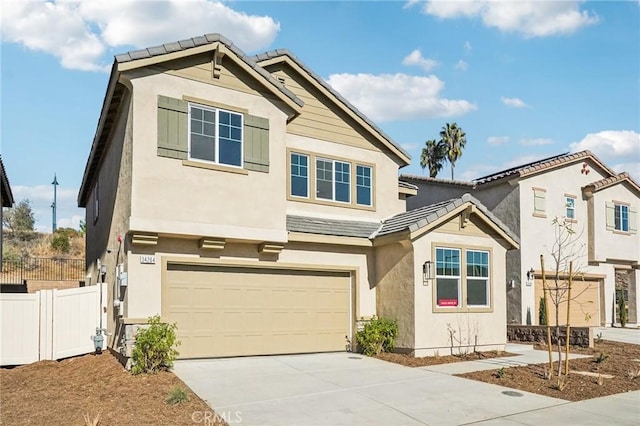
[0,283,107,366]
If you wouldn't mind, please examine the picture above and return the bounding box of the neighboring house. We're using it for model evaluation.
[1,156,15,272]
[78,34,517,361]
[403,151,640,328]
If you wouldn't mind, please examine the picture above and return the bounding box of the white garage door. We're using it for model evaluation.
[163,263,351,358]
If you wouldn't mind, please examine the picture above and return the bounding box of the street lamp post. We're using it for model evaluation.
[52,174,59,232]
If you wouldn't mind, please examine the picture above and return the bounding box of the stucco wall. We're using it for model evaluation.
[374,241,415,350]
[406,181,471,210]
[411,221,509,356]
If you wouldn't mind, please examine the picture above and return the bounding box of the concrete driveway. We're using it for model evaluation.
[174,352,570,425]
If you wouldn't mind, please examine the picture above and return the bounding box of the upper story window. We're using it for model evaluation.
[435,246,491,310]
[290,153,309,197]
[288,150,374,209]
[565,196,576,220]
[189,104,243,167]
[532,187,546,217]
[615,204,629,232]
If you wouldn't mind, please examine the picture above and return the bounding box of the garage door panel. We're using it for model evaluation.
[535,279,600,327]
[163,265,351,358]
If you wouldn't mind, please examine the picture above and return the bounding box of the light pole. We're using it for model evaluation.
[52,174,59,232]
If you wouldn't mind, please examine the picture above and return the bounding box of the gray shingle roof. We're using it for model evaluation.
[374,193,519,244]
[253,49,410,162]
[115,34,303,108]
[287,215,381,238]
[400,174,475,187]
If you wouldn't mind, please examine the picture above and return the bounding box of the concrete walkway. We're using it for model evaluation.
[595,327,640,345]
[173,350,639,425]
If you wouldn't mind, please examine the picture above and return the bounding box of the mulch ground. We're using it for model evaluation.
[376,350,515,367]
[0,351,227,426]
[458,340,640,401]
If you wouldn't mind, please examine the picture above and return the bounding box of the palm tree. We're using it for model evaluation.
[440,122,467,180]
[420,139,447,178]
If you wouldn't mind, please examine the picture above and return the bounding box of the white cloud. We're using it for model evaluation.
[503,154,544,169]
[454,59,468,71]
[464,41,472,53]
[501,96,529,108]
[519,138,554,146]
[403,0,420,9]
[327,73,477,122]
[487,136,509,146]
[1,0,280,72]
[570,130,640,180]
[9,185,84,233]
[401,142,421,151]
[423,1,598,38]
[402,49,439,71]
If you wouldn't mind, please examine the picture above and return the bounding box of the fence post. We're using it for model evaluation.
[39,290,54,361]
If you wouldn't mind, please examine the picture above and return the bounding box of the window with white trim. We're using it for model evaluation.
[565,196,576,220]
[189,104,243,167]
[615,204,629,232]
[316,158,350,203]
[435,247,491,309]
[290,153,309,198]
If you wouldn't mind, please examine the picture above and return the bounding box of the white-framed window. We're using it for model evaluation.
[466,250,490,307]
[189,104,243,167]
[615,204,629,232]
[565,196,576,220]
[356,165,372,206]
[435,246,491,309]
[316,158,350,203]
[290,153,309,198]
[435,247,461,307]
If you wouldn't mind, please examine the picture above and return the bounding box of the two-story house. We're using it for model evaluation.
[78,34,519,361]
[403,151,640,328]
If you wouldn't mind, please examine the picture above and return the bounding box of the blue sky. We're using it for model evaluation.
[2,0,639,232]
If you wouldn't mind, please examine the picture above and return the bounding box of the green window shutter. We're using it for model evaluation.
[157,95,188,160]
[605,201,615,230]
[243,114,269,173]
[629,206,638,234]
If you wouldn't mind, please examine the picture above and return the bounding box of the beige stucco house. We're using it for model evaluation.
[1,156,15,272]
[78,34,518,361]
[403,151,640,329]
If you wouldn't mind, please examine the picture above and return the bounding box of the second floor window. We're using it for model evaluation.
[565,196,576,219]
[615,204,629,232]
[316,158,350,203]
[189,104,243,167]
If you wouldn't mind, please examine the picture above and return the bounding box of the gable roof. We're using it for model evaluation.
[582,172,640,196]
[373,193,519,247]
[1,156,14,207]
[473,150,616,185]
[253,50,411,166]
[79,34,304,206]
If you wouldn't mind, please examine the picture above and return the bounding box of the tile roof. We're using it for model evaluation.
[374,193,519,244]
[0,156,14,207]
[287,215,381,238]
[252,49,411,162]
[115,34,303,108]
[473,150,616,185]
[398,181,419,190]
[583,172,640,194]
[400,174,475,187]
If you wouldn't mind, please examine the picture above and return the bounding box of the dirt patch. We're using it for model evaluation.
[0,352,227,426]
[376,350,515,367]
[458,340,640,401]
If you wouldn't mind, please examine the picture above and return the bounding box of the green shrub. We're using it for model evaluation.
[355,316,398,356]
[538,297,548,326]
[618,294,628,328]
[165,386,190,405]
[131,315,180,375]
[51,232,71,253]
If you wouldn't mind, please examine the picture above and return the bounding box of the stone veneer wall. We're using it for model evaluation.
[507,325,593,348]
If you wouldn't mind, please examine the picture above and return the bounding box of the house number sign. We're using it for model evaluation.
[140,255,156,264]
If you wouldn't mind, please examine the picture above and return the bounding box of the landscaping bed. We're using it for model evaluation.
[376,350,515,367]
[458,340,640,401]
[0,352,227,426]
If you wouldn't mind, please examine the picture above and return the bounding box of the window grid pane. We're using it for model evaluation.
[615,204,629,231]
[316,159,334,200]
[290,153,309,197]
[566,197,575,219]
[335,161,350,202]
[436,248,461,307]
[356,165,372,206]
[189,105,243,167]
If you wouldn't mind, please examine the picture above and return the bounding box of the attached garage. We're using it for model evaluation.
[162,262,352,358]
[534,277,603,327]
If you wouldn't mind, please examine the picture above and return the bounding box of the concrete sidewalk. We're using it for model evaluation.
[595,327,640,345]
